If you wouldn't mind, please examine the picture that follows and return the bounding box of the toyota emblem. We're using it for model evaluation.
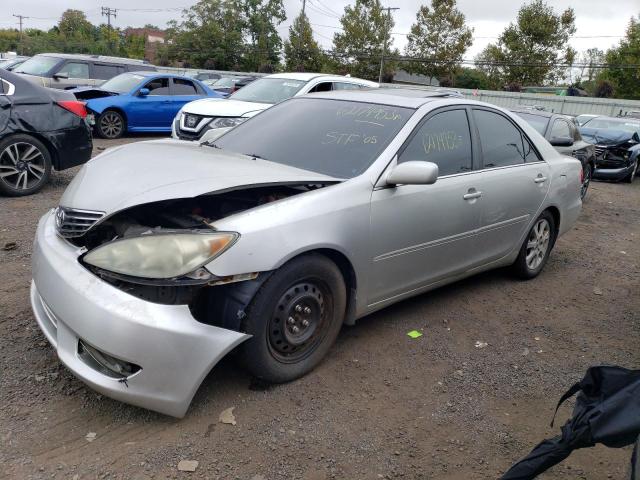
[55,208,65,228]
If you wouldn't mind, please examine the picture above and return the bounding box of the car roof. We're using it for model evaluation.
[511,108,556,118]
[587,116,640,124]
[302,89,487,109]
[265,72,377,86]
[36,53,150,65]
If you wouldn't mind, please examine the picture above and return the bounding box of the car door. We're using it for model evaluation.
[126,77,171,128]
[167,78,205,124]
[368,107,483,305]
[469,108,550,263]
[0,78,12,133]
[51,61,91,89]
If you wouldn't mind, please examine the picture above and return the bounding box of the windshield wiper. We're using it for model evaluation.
[244,153,267,160]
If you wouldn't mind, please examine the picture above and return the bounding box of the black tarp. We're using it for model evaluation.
[501,366,640,480]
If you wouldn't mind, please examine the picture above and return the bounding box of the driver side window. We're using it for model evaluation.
[143,78,169,95]
[398,109,473,177]
[57,62,89,79]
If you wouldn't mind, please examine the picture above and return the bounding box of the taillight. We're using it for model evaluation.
[57,100,87,119]
[579,166,584,184]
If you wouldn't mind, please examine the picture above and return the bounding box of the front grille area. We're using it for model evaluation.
[177,112,214,141]
[55,207,105,238]
[594,146,607,158]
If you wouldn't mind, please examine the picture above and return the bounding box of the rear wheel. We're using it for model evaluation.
[239,254,347,383]
[624,159,637,184]
[0,134,51,196]
[96,110,125,139]
[512,211,556,279]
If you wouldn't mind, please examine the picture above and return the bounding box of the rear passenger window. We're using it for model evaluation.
[93,64,122,80]
[333,82,361,90]
[308,82,332,93]
[474,109,527,168]
[144,78,169,95]
[399,109,472,176]
[172,78,198,95]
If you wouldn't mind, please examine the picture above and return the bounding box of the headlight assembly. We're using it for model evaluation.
[83,232,238,279]
[209,117,247,129]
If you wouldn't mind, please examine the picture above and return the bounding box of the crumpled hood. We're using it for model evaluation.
[69,86,118,100]
[60,139,338,215]
[579,128,640,146]
[183,98,271,117]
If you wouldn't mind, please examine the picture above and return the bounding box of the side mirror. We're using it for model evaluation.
[138,88,150,96]
[386,161,439,186]
[550,136,573,147]
[53,73,69,80]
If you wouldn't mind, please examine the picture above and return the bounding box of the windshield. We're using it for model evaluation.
[100,73,146,93]
[514,112,549,135]
[586,118,640,134]
[213,77,236,87]
[215,98,414,178]
[14,55,60,76]
[229,77,306,104]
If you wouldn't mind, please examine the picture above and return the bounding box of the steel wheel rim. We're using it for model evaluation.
[100,112,123,138]
[0,141,46,191]
[268,280,330,363]
[581,165,591,199]
[525,218,551,270]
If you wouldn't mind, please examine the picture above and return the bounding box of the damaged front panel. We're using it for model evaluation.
[66,182,335,329]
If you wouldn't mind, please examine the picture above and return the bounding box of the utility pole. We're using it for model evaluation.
[378,7,399,84]
[13,14,29,55]
[297,0,307,71]
[101,7,118,54]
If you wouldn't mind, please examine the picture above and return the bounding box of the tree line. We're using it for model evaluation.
[0,0,638,99]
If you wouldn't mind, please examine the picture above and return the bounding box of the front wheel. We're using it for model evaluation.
[239,254,347,383]
[96,110,125,139]
[512,211,556,279]
[624,159,637,184]
[580,163,592,200]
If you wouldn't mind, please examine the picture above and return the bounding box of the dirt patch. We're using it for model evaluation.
[1,136,639,479]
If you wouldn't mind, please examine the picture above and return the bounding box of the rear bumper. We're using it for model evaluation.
[47,124,93,171]
[31,210,249,417]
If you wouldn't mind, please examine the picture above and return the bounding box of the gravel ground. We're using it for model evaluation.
[1,135,639,479]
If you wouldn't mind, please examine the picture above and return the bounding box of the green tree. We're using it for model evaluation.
[602,15,640,99]
[166,0,246,70]
[58,9,95,39]
[454,67,489,89]
[404,0,472,83]
[284,12,324,72]
[474,0,576,88]
[332,0,398,81]
[241,0,286,71]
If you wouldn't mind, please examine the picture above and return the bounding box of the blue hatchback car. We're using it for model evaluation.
[72,72,223,139]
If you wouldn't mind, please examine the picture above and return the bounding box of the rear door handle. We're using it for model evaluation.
[534,176,547,183]
[463,190,482,200]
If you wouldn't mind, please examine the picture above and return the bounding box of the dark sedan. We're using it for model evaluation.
[0,69,92,196]
[579,116,640,183]
[513,109,595,199]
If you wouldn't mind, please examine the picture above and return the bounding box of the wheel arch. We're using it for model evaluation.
[0,131,58,170]
[544,205,561,246]
[95,106,128,128]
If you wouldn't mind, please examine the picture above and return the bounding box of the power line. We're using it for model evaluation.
[101,6,117,53]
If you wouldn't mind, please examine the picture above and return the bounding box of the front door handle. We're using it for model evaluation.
[463,189,483,200]
[534,175,547,184]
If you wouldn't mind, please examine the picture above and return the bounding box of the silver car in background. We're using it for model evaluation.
[31,91,582,417]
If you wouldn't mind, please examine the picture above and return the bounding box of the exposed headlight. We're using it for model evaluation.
[83,232,238,279]
[209,117,247,129]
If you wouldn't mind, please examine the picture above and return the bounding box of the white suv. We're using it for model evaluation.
[172,72,378,140]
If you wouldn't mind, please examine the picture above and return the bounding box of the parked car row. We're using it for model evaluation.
[30,87,583,417]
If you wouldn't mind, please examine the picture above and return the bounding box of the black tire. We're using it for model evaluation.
[0,134,52,196]
[512,210,556,280]
[624,159,637,184]
[580,163,592,200]
[239,254,347,383]
[96,109,125,139]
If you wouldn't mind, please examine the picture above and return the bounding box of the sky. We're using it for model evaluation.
[1,0,637,59]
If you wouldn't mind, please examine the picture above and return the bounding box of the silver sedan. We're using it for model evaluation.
[31,90,582,417]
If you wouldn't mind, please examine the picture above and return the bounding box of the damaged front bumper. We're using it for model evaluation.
[30,210,250,418]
